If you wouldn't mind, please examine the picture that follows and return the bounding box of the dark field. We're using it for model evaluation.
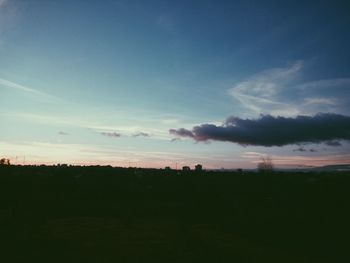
[0,166,349,262]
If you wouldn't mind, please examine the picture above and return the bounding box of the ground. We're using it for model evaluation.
[0,166,349,262]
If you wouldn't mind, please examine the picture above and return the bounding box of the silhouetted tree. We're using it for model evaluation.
[257,157,273,173]
[182,166,190,171]
[195,164,203,171]
[0,158,10,166]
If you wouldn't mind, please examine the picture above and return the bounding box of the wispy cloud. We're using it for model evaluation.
[229,61,303,116]
[303,97,337,106]
[2,113,91,128]
[296,78,350,90]
[58,131,68,136]
[228,61,350,116]
[232,61,303,97]
[170,113,350,147]
[231,91,299,117]
[132,132,150,137]
[2,112,176,141]
[0,78,60,103]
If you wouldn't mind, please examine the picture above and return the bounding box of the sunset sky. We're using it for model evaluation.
[1,0,350,169]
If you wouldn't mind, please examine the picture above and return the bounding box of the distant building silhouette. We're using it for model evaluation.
[164,166,171,171]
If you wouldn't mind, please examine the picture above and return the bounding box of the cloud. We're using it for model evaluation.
[0,78,38,93]
[58,131,68,135]
[232,61,303,97]
[0,78,60,102]
[296,78,350,90]
[2,112,91,128]
[228,61,350,116]
[101,132,121,138]
[309,148,317,152]
[303,97,337,106]
[132,132,150,137]
[325,141,342,147]
[170,128,194,138]
[229,61,303,116]
[170,113,350,147]
[293,147,306,152]
[293,147,318,152]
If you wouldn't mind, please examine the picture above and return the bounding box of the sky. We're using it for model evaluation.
[1,0,350,169]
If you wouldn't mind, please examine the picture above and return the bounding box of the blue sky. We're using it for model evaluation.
[1,0,350,168]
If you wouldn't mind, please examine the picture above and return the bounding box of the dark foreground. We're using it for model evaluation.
[0,166,349,262]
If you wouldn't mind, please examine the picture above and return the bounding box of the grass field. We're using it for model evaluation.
[0,166,349,262]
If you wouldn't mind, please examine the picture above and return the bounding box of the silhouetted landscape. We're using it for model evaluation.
[1,165,349,262]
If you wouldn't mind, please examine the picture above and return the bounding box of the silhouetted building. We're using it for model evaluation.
[164,166,171,171]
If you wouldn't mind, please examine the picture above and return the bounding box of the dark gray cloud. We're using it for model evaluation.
[293,147,306,152]
[170,128,194,138]
[293,147,318,152]
[325,141,342,146]
[133,132,150,137]
[169,113,350,147]
[101,132,121,138]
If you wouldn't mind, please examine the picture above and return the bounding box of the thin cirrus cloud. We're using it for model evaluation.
[0,78,44,94]
[228,61,350,117]
[169,113,350,147]
[229,61,302,116]
[0,78,60,103]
